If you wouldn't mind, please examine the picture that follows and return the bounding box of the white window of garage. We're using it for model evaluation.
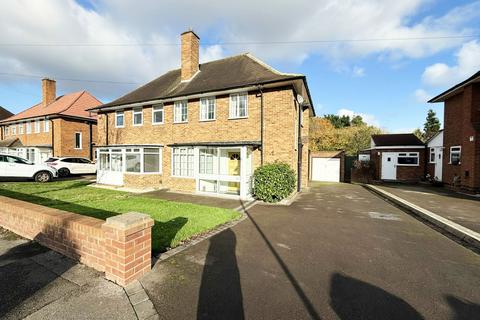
[200,97,215,121]
[116,111,125,128]
[397,152,419,166]
[74,132,82,149]
[429,148,435,163]
[132,108,143,126]
[152,104,164,125]
[450,146,461,165]
[172,147,194,177]
[229,93,248,119]
[174,100,188,123]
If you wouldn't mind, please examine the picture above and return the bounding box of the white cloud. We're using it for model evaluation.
[414,88,432,103]
[422,40,480,87]
[0,0,479,99]
[337,108,380,127]
[352,66,366,77]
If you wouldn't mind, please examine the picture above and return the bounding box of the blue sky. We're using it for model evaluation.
[1,0,479,132]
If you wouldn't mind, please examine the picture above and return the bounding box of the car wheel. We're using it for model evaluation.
[34,171,52,183]
[58,168,70,177]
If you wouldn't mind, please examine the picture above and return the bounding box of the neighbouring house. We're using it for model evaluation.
[426,129,444,182]
[310,151,345,182]
[363,133,425,181]
[429,71,480,193]
[0,79,101,163]
[89,30,314,199]
[0,106,13,121]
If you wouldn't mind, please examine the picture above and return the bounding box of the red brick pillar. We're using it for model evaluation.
[102,212,154,286]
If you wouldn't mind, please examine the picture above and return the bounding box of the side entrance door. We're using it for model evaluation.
[434,148,443,181]
[381,152,397,180]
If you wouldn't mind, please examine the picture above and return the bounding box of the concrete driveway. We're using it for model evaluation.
[141,183,480,319]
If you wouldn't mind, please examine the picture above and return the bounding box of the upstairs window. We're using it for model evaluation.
[34,120,40,133]
[26,122,31,134]
[450,146,461,165]
[116,111,124,128]
[174,100,188,123]
[229,93,248,119]
[18,123,24,134]
[132,108,143,126]
[11,125,16,135]
[74,132,82,149]
[152,104,164,124]
[397,152,419,166]
[44,119,49,132]
[200,97,216,121]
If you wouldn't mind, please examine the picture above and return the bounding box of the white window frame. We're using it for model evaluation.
[174,100,188,123]
[396,152,419,167]
[44,119,49,132]
[132,108,143,126]
[143,147,162,174]
[449,146,461,165]
[18,122,24,134]
[74,132,82,150]
[152,104,164,125]
[200,97,216,121]
[429,148,436,163]
[171,147,194,178]
[115,111,125,128]
[26,122,31,134]
[229,93,248,119]
[11,125,16,135]
[34,120,41,133]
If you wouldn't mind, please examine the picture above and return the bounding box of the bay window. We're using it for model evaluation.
[172,147,194,177]
[200,97,215,121]
[229,93,248,119]
[143,148,161,173]
[126,148,141,172]
[174,100,188,123]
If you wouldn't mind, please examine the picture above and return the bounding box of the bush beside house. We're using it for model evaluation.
[252,163,296,203]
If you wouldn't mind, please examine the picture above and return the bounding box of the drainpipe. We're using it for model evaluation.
[89,122,93,161]
[105,113,109,146]
[258,86,264,165]
[297,100,303,192]
[51,119,55,157]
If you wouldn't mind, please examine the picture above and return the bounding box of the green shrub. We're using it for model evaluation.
[252,162,296,203]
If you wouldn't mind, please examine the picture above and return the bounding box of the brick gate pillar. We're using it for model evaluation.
[102,212,154,286]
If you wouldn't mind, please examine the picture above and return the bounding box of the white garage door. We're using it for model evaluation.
[311,157,340,182]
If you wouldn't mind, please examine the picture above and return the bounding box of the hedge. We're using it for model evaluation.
[252,162,296,203]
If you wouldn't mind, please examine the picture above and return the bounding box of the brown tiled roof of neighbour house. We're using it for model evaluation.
[0,91,101,124]
[93,53,313,111]
[0,106,13,121]
[429,70,480,103]
[0,137,22,148]
[372,134,424,147]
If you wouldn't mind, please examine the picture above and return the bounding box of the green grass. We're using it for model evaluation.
[0,180,241,252]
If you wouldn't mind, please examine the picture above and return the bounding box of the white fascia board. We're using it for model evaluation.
[373,145,425,150]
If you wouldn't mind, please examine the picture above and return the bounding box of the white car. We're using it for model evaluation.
[0,153,58,182]
[46,157,96,177]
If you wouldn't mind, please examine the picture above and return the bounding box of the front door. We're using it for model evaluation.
[381,152,397,180]
[435,149,443,181]
[228,152,240,193]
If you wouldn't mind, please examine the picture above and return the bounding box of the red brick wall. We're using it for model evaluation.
[442,84,480,192]
[370,148,426,181]
[0,196,153,286]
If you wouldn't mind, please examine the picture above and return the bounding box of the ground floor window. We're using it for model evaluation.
[450,146,461,165]
[172,147,194,177]
[429,148,436,163]
[98,147,162,174]
[397,152,419,166]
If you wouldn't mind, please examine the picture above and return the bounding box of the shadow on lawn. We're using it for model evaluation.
[0,188,188,252]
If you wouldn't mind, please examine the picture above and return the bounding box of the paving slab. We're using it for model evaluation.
[375,183,480,233]
[143,189,244,209]
[141,183,480,319]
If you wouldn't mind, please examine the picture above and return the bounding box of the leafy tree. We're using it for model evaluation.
[324,114,351,128]
[423,109,441,140]
[351,115,366,126]
[413,128,424,141]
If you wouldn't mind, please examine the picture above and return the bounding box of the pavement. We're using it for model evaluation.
[140,183,480,319]
[374,183,480,233]
[0,227,139,320]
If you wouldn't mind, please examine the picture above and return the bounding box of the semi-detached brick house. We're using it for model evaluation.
[89,30,314,199]
[0,79,100,163]
[429,71,480,193]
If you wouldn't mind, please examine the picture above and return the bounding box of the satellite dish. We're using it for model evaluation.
[297,94,304,104]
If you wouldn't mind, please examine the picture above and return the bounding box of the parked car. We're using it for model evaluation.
[0,153,58,182]
[45,157,96,177]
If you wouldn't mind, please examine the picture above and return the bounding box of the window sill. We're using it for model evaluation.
[125,172,162,175]
[132,124,143,127]
[152,122,164,126]
[173,121,188,124]
[199,119,216,122]
[115,126,125,129]
[171,175,195,179]
[228,116,248,120]
[396,164,419,167]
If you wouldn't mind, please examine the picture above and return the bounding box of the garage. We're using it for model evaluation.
[310,151,344,182]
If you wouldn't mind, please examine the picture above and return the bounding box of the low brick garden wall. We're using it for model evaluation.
[0,195,154,286]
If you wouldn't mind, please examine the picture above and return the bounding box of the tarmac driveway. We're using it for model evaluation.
[141,183,480,319]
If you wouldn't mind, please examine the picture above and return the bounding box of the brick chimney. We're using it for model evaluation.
[42,78,56,107]
[181,30,200,81]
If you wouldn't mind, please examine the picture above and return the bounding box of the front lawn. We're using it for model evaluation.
[0,180,241,252]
